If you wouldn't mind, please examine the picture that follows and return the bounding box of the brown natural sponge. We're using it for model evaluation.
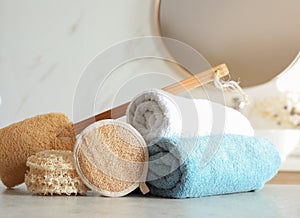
[0,113,75,188]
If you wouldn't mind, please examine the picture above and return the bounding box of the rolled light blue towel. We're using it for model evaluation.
[147,134,281,198]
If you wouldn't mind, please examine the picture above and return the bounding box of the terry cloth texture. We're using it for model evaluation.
[147,134,280,198]
[0,113,75,188]
[126,89,254,144]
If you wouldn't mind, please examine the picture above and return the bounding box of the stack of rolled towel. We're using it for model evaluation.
[126,89,280,198]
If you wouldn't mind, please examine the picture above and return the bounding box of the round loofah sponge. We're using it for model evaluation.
[0,113,75,188]
[74,119,149,197]
[25,150,89,195]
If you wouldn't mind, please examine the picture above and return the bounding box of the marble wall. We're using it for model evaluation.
[0,0,189,127]
[2,0,298,127]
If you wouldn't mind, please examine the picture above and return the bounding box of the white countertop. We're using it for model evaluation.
[1,182,299,218]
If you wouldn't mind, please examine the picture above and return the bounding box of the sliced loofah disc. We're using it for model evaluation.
[74,119,148,197]
[25,150,88,195]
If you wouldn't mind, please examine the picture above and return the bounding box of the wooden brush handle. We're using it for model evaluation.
[73,64,229,134]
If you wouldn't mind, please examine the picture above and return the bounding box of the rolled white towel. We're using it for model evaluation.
[126,89,254,144]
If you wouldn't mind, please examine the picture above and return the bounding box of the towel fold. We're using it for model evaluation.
[126,89,254,144]
[147,134,280,198]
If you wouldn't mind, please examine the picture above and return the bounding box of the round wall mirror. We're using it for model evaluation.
[156,0,300,87]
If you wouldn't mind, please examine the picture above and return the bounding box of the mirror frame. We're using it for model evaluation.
[154,0,300,88]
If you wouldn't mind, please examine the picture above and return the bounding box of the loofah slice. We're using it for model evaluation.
[0,113,75,188]
[74,119,149,197]
[25,150,89,196]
